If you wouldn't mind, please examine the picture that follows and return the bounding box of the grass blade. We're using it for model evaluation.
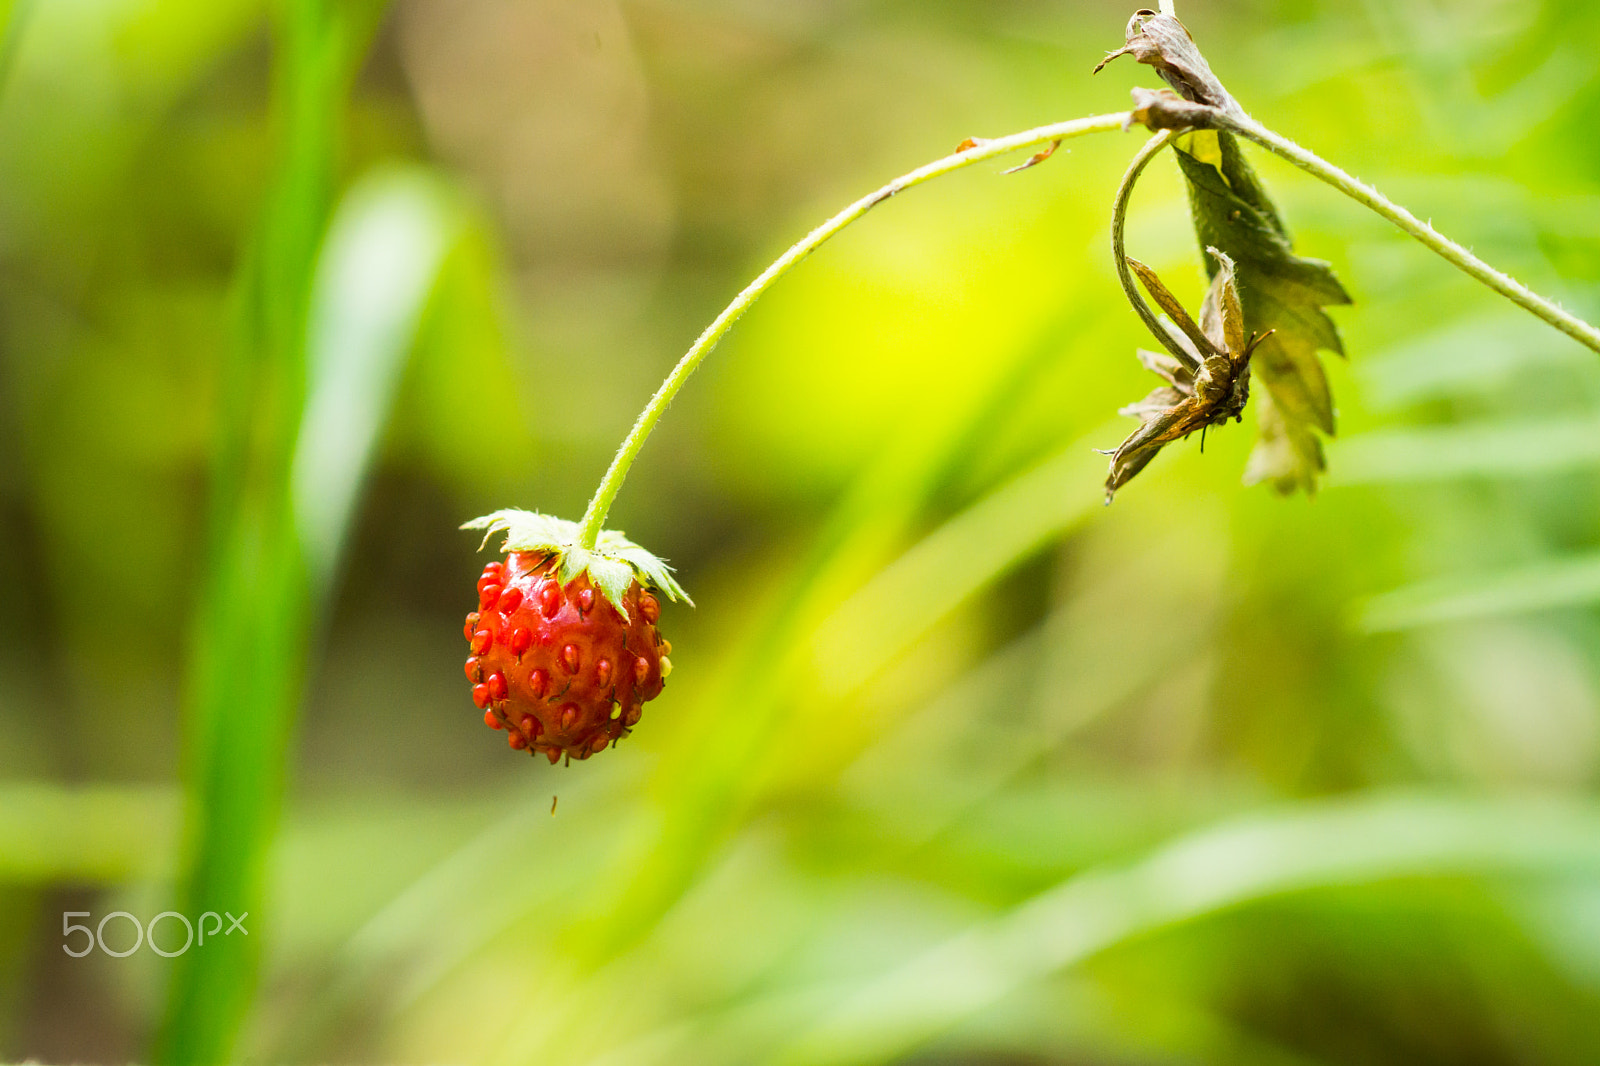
[154,5,417,1061]
[0,783,176,884]
[769,793,1600,1066]
[292,166,463,584]
[1358,552,1600,632]
[810,426,1115,696]
[1330,418,1600,484]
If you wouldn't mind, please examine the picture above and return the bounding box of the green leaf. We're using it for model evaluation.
[769,794,1600,1066]
[460,508,692,618]
[812,426,1114,695]
[158,7,389,1060]
[1173,130,1352,493]
[1330,417,1600,484]
[1359,553,1600,633]
[292,167,464,585]
[1243,387,1325,494]
[0,783,178,884]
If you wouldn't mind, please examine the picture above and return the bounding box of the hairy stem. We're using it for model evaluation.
[575,111,1132,548]
[1225,115,1600,357]
[1110,130,1185,364]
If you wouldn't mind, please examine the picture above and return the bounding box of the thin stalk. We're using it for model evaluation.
[1226,115,1600,356]
[1109,129,1181,363]
[574,111,1132,548]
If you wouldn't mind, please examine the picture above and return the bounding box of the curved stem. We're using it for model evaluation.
[1226,115,1600,357]
[575,111,1132,548]
[1110,129,1184,362]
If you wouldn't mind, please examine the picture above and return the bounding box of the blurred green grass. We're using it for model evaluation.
[4,0,1600,1063]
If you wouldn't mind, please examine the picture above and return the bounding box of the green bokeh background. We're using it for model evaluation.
[4,0,1600,1062]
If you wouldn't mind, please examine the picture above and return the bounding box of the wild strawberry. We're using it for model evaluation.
[460,510,688,763]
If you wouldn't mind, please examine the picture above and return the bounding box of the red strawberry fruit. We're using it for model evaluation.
[460,510,688,763]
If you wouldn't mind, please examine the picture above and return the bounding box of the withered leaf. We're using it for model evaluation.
[1244,386,1325,494]
[1173,129,1351,493]
[1099,10,1352,494]
[1095,9,1241,118]
[1126,86,1222,133]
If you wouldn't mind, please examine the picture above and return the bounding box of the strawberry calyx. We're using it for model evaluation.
[460,509,691,621]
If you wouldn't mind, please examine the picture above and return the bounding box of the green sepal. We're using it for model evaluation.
[460,509,692,620]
